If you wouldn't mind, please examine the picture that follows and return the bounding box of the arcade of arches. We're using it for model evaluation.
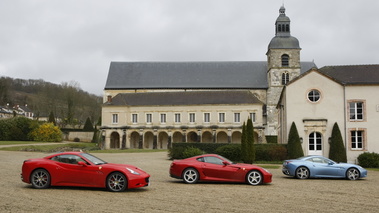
[103,128,260,149]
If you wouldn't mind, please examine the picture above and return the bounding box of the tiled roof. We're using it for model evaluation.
[318,65,379,85]
[107,91,264,106]
[104,61,316,90]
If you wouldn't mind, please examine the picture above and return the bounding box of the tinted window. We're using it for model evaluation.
[204,156,224,165]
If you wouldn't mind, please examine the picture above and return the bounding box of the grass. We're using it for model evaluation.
[0,141,45,146]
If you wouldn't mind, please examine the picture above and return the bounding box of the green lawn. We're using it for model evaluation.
[0,141,45,146]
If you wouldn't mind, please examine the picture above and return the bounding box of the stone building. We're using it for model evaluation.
[101,6,316,149]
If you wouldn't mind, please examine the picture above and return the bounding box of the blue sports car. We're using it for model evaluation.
[282,156,367,180]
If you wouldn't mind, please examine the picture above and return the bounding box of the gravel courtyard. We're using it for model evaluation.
[0,150,378,213]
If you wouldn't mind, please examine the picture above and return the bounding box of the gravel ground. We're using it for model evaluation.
[1,150,378,213]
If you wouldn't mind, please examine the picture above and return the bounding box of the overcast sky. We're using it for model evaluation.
[0,0,378,96]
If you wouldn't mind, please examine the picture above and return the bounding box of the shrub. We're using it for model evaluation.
[255,144,288,161]
[215,144,241,162]
[168,146,186,159]
[169,143,288,162]
[287,122,304,159]
[83,117,94,131]
[245,118,256,164]
[28,122,63,142]
[0,116,35,141]
[265,136,278,144]
[329,122,347,163]
[357,152,379,168]
[182,147,203,158]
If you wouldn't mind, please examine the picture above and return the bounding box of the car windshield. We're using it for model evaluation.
[80,153,107,165]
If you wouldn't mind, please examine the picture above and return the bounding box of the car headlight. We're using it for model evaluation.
[126,168,140,175]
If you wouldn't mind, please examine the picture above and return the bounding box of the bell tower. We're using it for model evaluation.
[266,6,301,136]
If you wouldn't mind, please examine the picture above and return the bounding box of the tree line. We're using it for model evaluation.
[0,76,102,128]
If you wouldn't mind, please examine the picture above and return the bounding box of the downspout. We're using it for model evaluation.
[343,85,347,160]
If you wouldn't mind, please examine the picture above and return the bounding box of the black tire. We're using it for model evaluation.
[346,168,360,180]
[106,172,127,192]
[295,166,309,179]
[246,170,263,186]
[182,168,199,184]
[31,169,51,189]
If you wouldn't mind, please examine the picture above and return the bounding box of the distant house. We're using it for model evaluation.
[0,105,13,119]
[278,65,379,163]
[14,104,34,119]
[0,104,34,119]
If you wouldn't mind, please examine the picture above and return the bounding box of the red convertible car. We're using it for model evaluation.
[21,151,150,192]
[170,154,272,185]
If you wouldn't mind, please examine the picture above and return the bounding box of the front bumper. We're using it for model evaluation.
[282,166,290,175]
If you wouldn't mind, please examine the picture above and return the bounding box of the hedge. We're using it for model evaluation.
[357,152,379,168]
[169,143,287,162]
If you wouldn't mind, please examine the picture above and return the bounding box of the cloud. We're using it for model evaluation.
[0,0,378,95]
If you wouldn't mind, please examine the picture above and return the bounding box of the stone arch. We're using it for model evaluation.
[202,131,213,143]
[172,131,183,143]
[232,131,242,143]
[130,131,140,149]
[187,131,198,142]
[216,131,228,143]
[158,131,169,149]
[144,131,154,149]
[110,131,120,149]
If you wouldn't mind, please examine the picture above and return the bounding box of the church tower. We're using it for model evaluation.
[266,6,301,136]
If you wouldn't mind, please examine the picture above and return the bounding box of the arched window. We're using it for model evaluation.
[281,54,289,67]
[282,72,289,85]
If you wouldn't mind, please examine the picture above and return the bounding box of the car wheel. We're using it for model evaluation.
[246,170,263,186]
[182,168,199,184]
[295,167,309,179]
[107,172,127,192]
[346,168,360,180]
[31,169,51,189]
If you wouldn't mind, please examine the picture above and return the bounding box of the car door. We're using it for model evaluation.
[53,154,103,186]
[310,157,343,177]
[201,156,238,180]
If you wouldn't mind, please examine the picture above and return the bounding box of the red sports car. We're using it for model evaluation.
[21,151,150,192]
[169,154,272,185]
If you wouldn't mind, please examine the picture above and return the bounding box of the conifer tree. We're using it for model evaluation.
[241,122,247,162]
[48,111,56,125]
[287,122,304,159]
[246,118,256,164]
[329,122,347,162]
[83,117,94,131]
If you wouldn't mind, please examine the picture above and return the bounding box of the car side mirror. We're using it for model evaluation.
[222,161,230,166]
[78,161,87,166]
[328,162,334,165]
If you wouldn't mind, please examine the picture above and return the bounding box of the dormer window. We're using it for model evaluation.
[281,54,289,67]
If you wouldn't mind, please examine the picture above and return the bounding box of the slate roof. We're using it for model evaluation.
[104,61,316,90]
[107,91,264,106]
[318,65,379,85]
